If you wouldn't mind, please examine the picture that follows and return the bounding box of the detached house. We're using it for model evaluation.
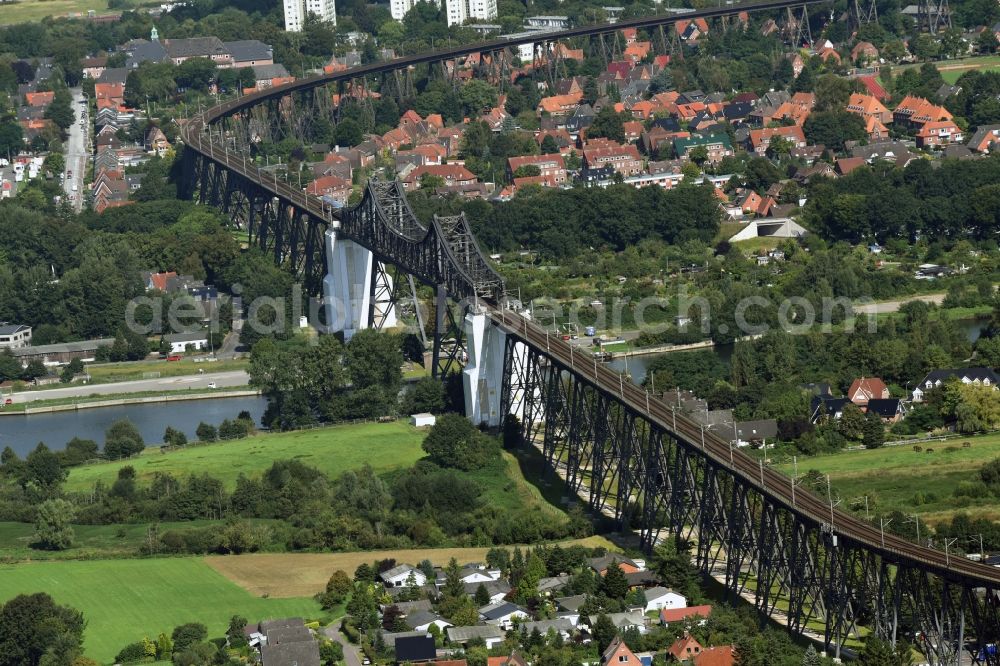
[968,124,1000,153]
[507,154,567,184]
[847,377,890,406]
[602,637,642,666]
[668,634,703,662]
[582,142,643,176]
[380,564,428,588]
[748,126,806,155]
[912,368,1000,402]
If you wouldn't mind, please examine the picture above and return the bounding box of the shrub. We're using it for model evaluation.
[913,445,922,452]
[114,642,147,664]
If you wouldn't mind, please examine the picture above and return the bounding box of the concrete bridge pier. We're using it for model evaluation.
[463,309,509,427]
[323,229,397,340]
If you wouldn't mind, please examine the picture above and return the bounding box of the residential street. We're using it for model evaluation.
[8,370,250,403]
[321,624,363,666]
[63,87,88,212]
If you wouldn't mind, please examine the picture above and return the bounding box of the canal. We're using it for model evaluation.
[0,396,268,457]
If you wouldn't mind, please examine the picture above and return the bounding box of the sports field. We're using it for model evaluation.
[65,420,427,492]
[205,535,617,598]
[775,432,1000,525]
[0,558,325,663]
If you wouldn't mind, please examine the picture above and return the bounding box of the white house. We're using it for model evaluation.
[643,587,687,613]
[381,564,428,588]
[165,332,208,353]
[480,601,530,630]
[405,610,453,633]
[447,625,505,649]
[912,368,1000,402]
[459,566,502,584]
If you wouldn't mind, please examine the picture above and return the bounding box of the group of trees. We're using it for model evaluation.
[247,330,408,430]
[0,414,582,556]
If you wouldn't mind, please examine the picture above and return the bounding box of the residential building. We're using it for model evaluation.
[283,0,336,31]
[588,554,643,575]
[916,119,963,148]
[391,0,440,20]
[851,41,879,64]
[912,368,1000,402]
[673,133,733,164]
[401,164,478,191]
[734,419,778,447]
[162,37,231,66]
[846,93,892,125]
[381,564,429,587]
[692,646,735,666]
[226,40,275,68]
[306,175,352,203]
[847,377,890,406]
[602,637,642,666]
[445,0,497,26]
[144,126,170,156]
[479,601,529,630]
[967,124,1000,153]
[507,153,567,183]
[582,142,643,176]
[643,587,687,612]
[893,95,952,129]
[11,339,115,367]
[748,126,806,155]
[659,605,713,627]
[165,332,208,354]
[668,634,703,662]
[403,610,452,632]
[0,323,31,350]
[258,618,320,666]
[866,398,905,423]
[394,635,436,663]
[447,625,505,649]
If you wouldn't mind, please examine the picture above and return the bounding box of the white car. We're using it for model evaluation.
[207,382,217,389]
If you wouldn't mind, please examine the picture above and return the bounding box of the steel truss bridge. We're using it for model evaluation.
[179,1,1000,661]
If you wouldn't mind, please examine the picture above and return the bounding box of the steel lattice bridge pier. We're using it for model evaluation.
[179,1,1000,661]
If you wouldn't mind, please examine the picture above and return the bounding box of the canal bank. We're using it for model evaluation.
[1,389,260,415]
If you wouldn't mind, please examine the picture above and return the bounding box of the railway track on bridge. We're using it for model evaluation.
[180,2,1000,659]
[490,309,1000,586]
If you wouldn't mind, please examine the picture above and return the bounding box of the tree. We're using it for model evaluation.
[171,623,208,654]
[422,413,500,471]
[23,442,67,490]
[33,498,75,550]
[540,135,559,154]
[60,358,84,383]
[587,106,628,143]
[857,637,913,666]
[195,422,218,442]
[404,377,446,414]
[802,645,821,666]
[863,412,885,449]
[461,79,499,115]
[591,613,617,652]
[104,419,145,459]
[226,616,248,647]
[474,583,491,606]
[163,426,187,447]
[0,593,85,666]
[601,563,628,599]
[319,570,352,608]
[838,403,866,439]
[44,87,75,133]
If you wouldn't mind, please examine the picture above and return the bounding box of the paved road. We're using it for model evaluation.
[852,292,946,315]
[321,624,364,666]
[9,370,250,403]
[63,87,88,212]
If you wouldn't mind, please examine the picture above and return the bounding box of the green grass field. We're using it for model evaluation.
[0,0,130,24]
[75,358,248,385]
[65,420,427,492]
[775,432,1000,525]
[0,519,284,561]
[0,558,326,663]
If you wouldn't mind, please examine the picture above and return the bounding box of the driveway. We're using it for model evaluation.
[322,624,364,666]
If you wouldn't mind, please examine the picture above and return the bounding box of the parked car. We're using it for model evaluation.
[166,355,182,361]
